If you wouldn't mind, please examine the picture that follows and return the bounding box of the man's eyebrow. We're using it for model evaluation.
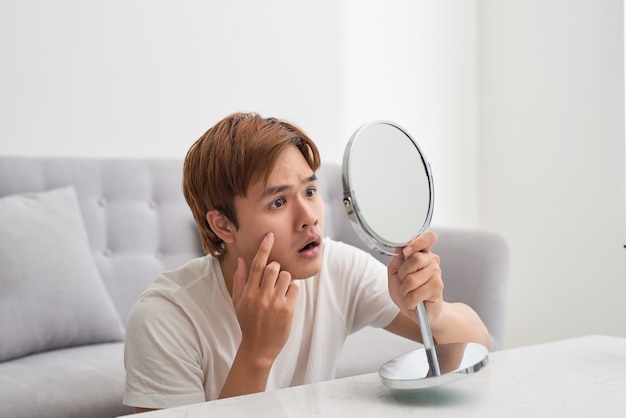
[262,174,318,198]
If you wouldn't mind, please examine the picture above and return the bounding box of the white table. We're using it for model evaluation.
[121,335,626,417]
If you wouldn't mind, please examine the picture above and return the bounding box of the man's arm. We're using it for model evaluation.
[385,231,491,349]
[134,407,157,414]
[218,344,274,398]
[384,303,491,349]
[219,233,299,399]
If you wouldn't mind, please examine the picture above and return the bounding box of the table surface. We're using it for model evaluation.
[121,335,626,417]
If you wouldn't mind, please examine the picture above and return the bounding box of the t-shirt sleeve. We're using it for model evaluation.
[123,291,206,409]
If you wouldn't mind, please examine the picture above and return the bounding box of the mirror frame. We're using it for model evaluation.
[341,120,435,255]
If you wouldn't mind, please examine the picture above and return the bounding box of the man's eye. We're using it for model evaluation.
[305,187,316,197]
[271,198,285,209]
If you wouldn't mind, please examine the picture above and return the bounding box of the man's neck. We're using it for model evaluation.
[218,252,238,298]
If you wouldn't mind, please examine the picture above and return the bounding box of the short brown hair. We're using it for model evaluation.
[183,112,321,256]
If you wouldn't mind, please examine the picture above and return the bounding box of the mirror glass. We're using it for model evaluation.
[342,121,434,254]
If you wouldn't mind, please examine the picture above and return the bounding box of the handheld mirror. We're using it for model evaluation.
[342,121,489,390]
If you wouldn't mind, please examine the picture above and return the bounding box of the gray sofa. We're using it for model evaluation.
[0,157,509,418]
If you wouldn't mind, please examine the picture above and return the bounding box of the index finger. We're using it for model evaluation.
[402,231,437,258]
[248,232,275,287]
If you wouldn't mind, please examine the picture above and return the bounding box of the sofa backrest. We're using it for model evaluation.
[0,157,509,348]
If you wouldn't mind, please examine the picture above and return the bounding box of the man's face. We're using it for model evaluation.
[230,145,325,280]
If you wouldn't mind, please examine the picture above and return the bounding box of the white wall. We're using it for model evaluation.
[0,0,348,163]
[344,1,479,228]
[479,0,626,347]
[1,0,624,348]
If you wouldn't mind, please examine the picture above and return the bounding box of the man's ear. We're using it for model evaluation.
[206,210,236,244]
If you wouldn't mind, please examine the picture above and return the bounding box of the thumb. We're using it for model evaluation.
[232,257,247,303]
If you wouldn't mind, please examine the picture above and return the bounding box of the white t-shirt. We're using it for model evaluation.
[123,238,399,409]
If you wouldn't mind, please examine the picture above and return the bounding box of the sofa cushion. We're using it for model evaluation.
[0,187,124,362]
[0,342,133,418]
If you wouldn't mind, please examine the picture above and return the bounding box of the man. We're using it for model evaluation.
[123,112,490,412]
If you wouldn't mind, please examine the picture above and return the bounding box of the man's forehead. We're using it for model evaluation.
[245,145,317,197]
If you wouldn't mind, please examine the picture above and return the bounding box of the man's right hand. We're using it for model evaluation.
[230,232,299,372]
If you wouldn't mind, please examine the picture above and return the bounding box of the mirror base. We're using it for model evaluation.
[379,342,489,390]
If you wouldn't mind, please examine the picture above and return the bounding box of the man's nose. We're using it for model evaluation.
[295,199,318,231]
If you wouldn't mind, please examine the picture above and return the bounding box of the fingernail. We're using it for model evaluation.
[403,246,414,257]
[264,232,274,243]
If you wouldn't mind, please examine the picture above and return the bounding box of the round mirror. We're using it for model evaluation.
[342,120,489,390]
[342,121,434,255]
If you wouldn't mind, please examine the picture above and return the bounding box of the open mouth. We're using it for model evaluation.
[298,239,320,253]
